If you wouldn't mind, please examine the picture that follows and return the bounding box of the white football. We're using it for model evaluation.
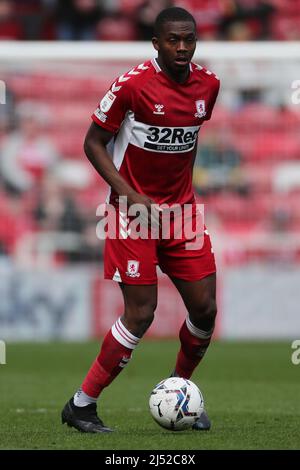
[149,377,204,431]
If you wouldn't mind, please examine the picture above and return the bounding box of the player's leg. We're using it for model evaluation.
[170,273,216,431]
[79,283,157,392]
[62,230,158,433]
[119,283,157,336]
[158,206,217,430]
[171,273,217,379]
[159,205,216,378]
[159,226,217,378]
[62,283,157,433]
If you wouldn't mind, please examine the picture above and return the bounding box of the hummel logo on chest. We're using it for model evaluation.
[153,104,165,115]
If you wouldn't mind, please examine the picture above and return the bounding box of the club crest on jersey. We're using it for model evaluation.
[194,100,206,118]
[126,260,140,278]
[100,90,116,113]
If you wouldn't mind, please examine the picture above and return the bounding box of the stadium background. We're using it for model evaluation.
[0,0,300,452]
[1,0,300,341]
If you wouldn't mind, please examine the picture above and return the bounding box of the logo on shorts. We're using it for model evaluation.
[113,268,122,282]
[194,100,206,118]
[126,260,140,278]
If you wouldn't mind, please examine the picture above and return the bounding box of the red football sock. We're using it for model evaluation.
[82,317,140,398]
[175,316,214,379]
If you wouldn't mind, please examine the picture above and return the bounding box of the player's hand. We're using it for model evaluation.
[126,191,161,231]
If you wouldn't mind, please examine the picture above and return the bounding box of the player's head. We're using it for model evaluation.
[152,7,197,80]
[153,7,196,38]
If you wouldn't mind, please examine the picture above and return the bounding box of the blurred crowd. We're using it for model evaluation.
[0,0,300,41]
[1,0,300,265]
[1,70,300,265]
[0,94,104,264]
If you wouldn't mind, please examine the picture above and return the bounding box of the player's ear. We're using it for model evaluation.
[152,37,159,51]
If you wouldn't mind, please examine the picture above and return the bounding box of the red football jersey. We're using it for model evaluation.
[92,58,220,205]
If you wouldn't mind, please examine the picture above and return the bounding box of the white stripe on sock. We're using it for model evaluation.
[117,318,140,343]
[73,389,97,407]
[186,315,213,339]
[114,321,136,347]
[111,318,140,350]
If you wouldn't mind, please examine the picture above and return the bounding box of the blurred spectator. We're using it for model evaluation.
[12,0,43,39]
[96,13,138,41]
[0,84,16,140]
[0,101,59,194]
[33,175,84,232]
[97,0,145,16]
[193,130,249,196]
[177,0,232,40]
[0,188,33,255]
[78,221,103,263]
[136,0,173,40]
[55,0,103,40]
[0,0,24,39]
[177,0,275,40]
[270,205,292,233]
[33,174,103,263]
[225,20,254,41]
[0,0,299,40]
[220,0,275,40]
[117,0,145,15]
[270,0,300,41]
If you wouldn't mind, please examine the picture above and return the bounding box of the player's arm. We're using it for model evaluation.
[191,140,198,174]
[84,123,158,224]
[84,122,135,199]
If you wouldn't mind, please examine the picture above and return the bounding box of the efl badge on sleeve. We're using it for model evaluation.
[100,90,116,113]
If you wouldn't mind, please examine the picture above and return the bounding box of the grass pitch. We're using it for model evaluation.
[0,340,299,450]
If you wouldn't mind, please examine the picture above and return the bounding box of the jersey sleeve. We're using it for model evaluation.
[204,77,220,121]
[92,78,132,133]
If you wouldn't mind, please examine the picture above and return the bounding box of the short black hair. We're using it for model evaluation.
[154,7,196,37]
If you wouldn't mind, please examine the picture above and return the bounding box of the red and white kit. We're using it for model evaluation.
[92,58,220,284]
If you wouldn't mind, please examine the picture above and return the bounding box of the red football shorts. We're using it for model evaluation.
[104,205,216,284]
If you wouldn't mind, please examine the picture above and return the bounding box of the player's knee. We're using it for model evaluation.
[125,301,156,336]
[207,298,217,320]
[190,298,217,329]
[137,305,155,332]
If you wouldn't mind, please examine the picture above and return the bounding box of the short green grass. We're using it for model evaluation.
[0,340,299,450]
